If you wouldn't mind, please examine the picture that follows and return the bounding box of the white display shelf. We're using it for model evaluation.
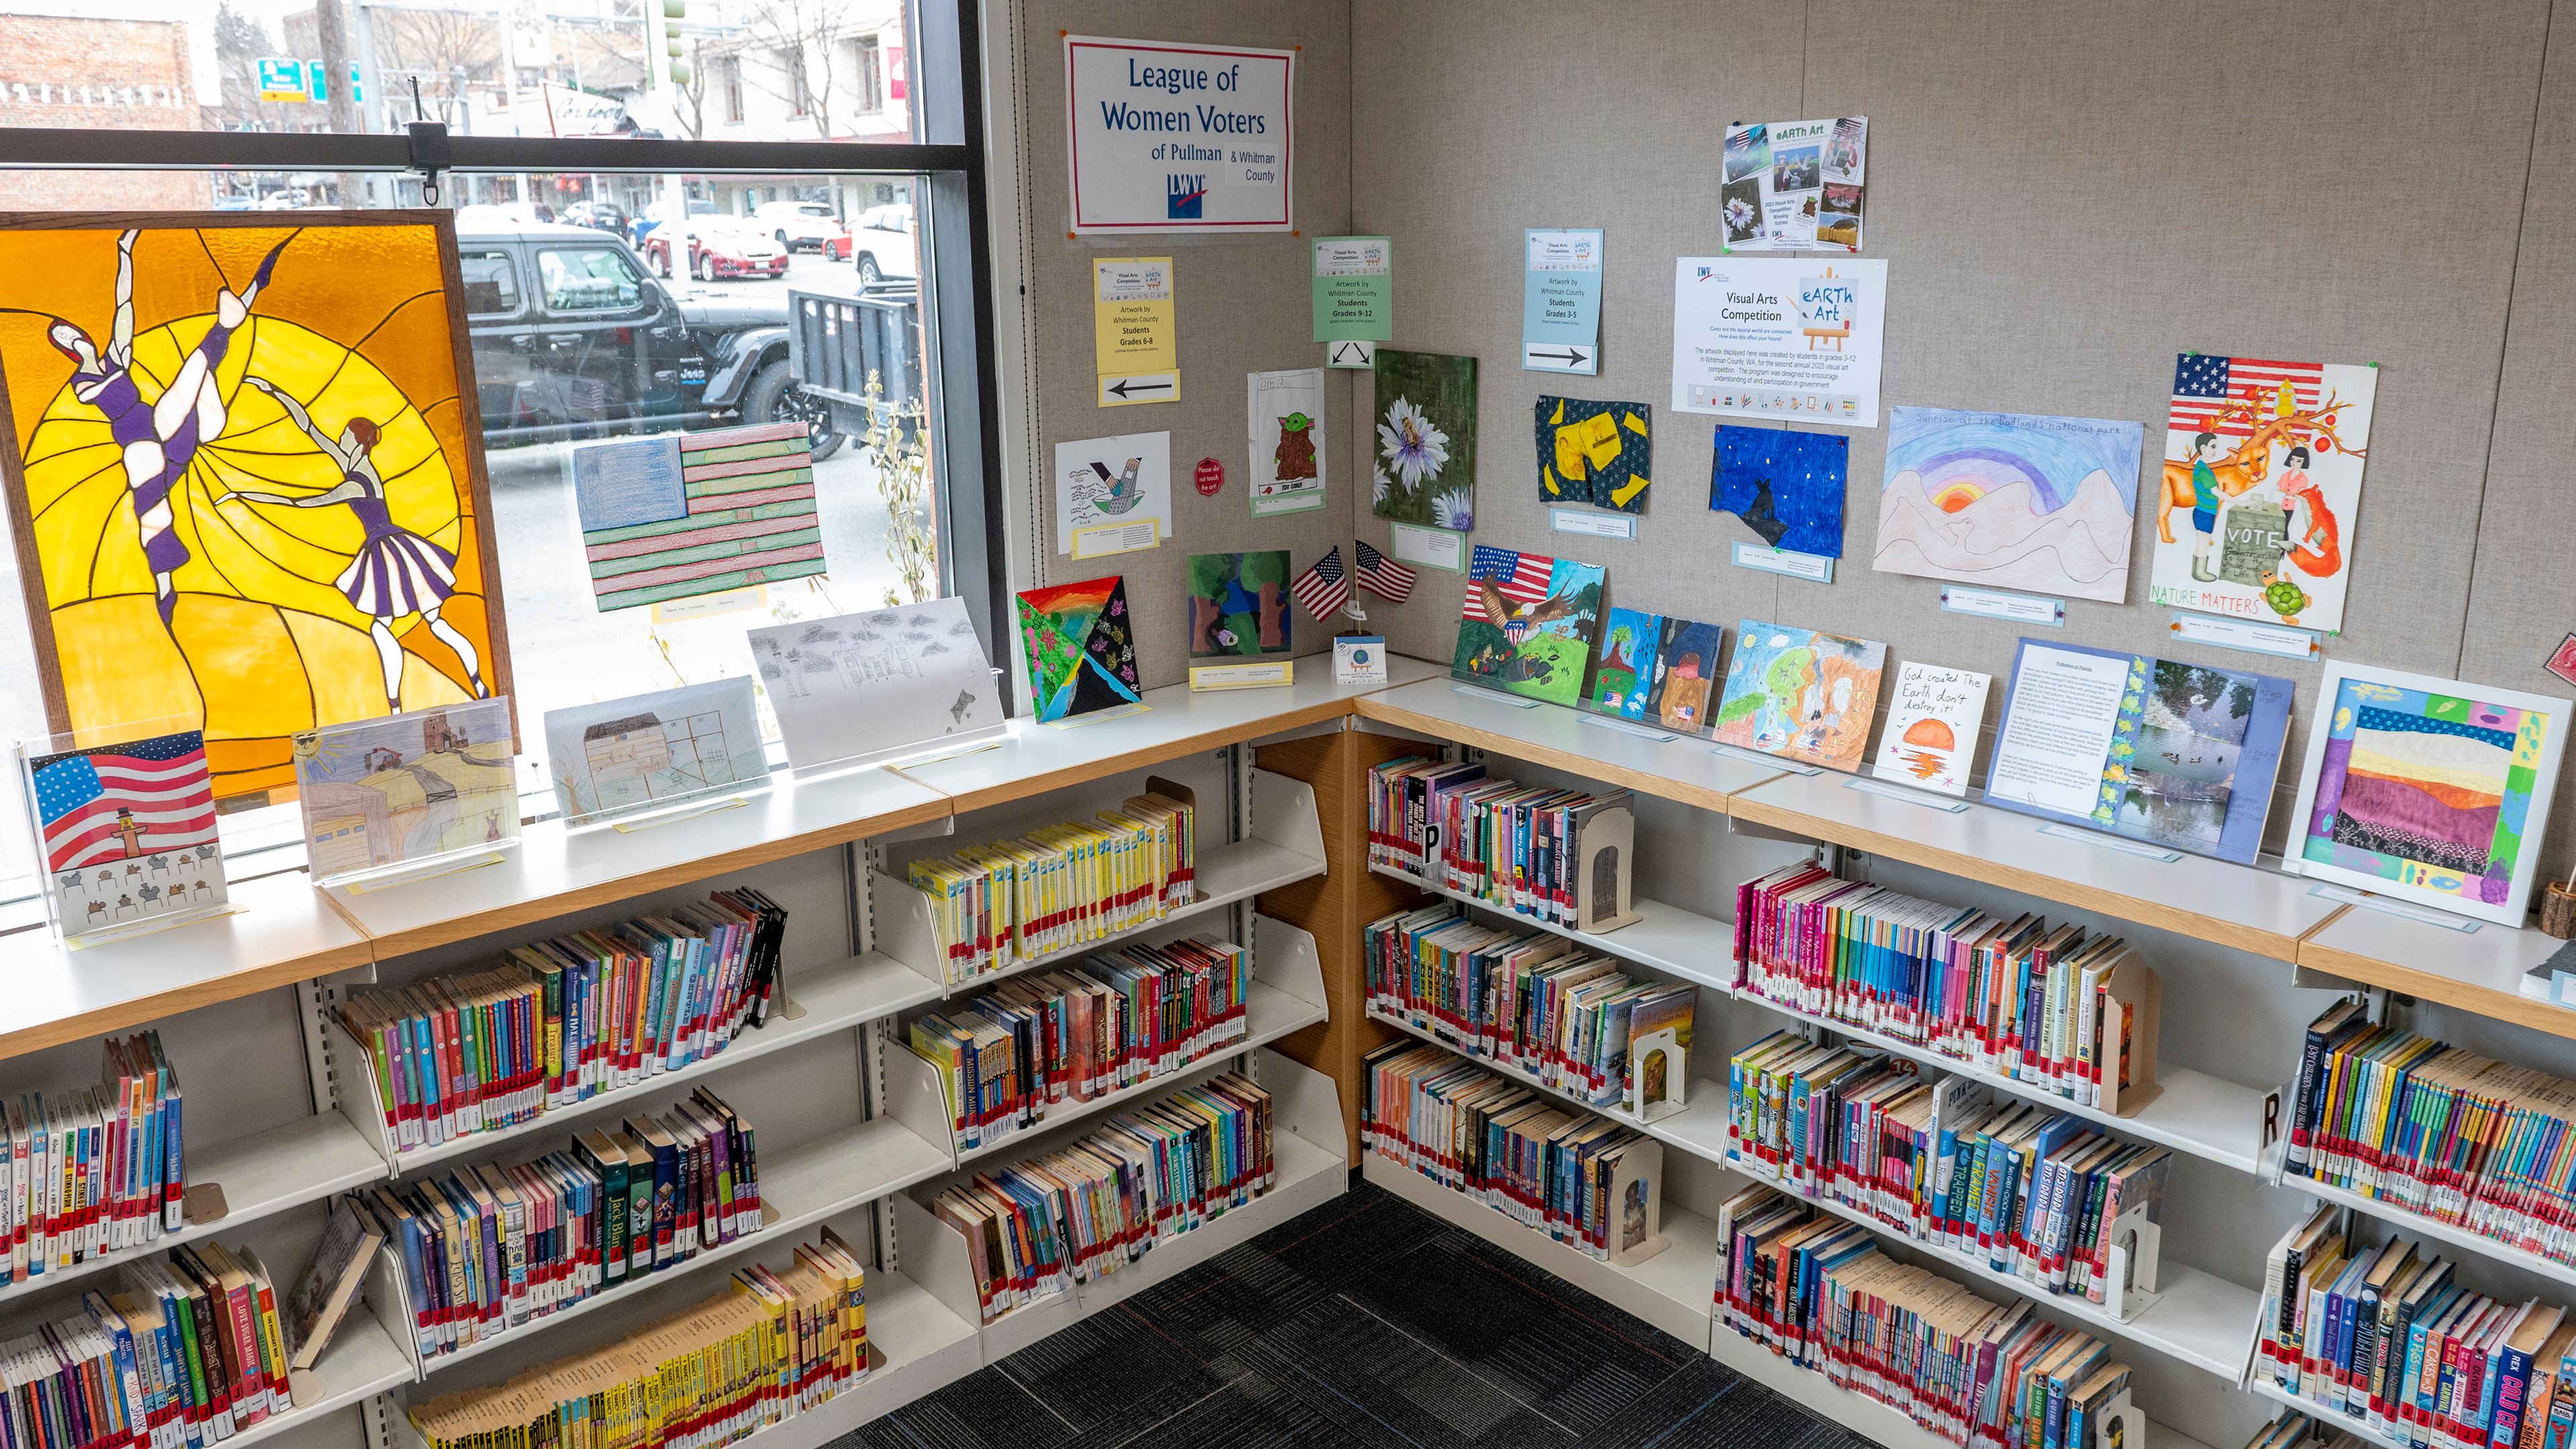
[2273,1155,2576,1294]
[873,768,1325,998]
[231,1309,415,1449]
[1725,769,2340,964]
[1351,676,1787,815]
[409,1114,953,1375]
[0,1110,387,1311]
[889,655,1442,814]
[2298,901,2576,1040]
[1704,1320,2216,1449]
[1719,1152,2258,1380]
[898,1046,1350,1358]
[1360,1149,1716,1344]
[2246,1378,2404,1449]
[333,947,942,1175]
[0,869,372,1061]
[1727,983,2270,1175]
[1365,865,1735,993]
[329,764,953,961]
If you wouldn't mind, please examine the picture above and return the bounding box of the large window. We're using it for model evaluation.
[0,0,1001,919]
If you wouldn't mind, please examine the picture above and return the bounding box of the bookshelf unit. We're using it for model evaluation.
[31,650,2576,1449]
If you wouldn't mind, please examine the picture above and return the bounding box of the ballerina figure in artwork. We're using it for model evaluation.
[46,228,291,631]
[213,376,490,714]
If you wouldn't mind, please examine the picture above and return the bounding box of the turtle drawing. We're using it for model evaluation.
[2257,569,2311,627]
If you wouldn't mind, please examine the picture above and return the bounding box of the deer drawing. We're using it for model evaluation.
[2157,394,2368,545]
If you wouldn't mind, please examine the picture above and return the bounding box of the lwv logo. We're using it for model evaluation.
[1167,174,1207,218]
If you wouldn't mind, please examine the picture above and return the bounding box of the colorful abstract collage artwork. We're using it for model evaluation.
[2291,663,2568,924]
[1015,575,1142,722]
[1711,620,1885,770]
[1450,545,1605,708]
[0,215,510,801]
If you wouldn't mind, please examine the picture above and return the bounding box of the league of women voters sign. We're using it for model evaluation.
[1065,36,1295,234]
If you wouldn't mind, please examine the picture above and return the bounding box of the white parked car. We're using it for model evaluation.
[843,203,918,286]
[753,200,842,253]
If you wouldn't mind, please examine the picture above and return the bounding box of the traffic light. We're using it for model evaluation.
[663,0,689,84]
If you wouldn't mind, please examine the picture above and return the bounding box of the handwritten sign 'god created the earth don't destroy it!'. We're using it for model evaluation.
[1065,36,1295,234]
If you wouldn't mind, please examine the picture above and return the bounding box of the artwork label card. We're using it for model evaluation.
[1311,236,1391,341]
[1522,228,1602,374]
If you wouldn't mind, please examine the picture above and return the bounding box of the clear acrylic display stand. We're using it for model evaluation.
[292,697,524,894]
[788,667,1014,780]
[16,716,242,949]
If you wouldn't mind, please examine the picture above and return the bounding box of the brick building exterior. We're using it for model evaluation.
[0,14,209,209]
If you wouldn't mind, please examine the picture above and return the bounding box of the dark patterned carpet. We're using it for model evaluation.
[840,1175,1874,1449]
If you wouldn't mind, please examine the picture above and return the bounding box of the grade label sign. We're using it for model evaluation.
[1065,35,1295,234]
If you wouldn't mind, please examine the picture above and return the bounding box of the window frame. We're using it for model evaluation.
[0,0,1013,708]
[531,244,650,317]
[455,246,525,321]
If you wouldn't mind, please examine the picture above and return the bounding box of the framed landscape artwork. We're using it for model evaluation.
[2287,661,2567,926]
[0,212,510,802]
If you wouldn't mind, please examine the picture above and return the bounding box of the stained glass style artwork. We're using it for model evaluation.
[0,214,510,802]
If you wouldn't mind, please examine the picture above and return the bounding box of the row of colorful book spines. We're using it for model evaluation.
[2257,1336,2552,1449]
[2287,1167,2576,1268]
[924,1012,1250,1131]
[1735,934,2106,1063]
[1364,996,1629,1104]
[947,1147,1273,1317]
[2293,1053,2576,1201]
[2291,1136,2576,1226]
[1715,1292,2011,1449]
[95,1254,292,1449]
[1733,1141,2118,1292]
[928,880,1178,964]
[1734,977,2121,1099]
[409,1334,818,1449]
[1360,941,1680,1064]
[0,1138,187,1283]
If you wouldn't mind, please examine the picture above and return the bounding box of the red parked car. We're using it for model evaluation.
[643,216,788,282]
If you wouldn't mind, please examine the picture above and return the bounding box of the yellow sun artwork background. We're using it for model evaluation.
[0,215,509,800]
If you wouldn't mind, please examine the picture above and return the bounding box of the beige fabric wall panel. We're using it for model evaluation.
[1348,0,1811,660]
[2463,13,2576,877]
[1352,0,2552,861]
[1016,0,1354,690]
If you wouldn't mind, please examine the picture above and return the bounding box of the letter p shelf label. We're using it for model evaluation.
[1066,36,1297,235]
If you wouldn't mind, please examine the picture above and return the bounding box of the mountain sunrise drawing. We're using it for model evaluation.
[1872,407,2145,604]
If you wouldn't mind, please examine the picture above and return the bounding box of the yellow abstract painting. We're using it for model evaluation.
[0,213,510,800]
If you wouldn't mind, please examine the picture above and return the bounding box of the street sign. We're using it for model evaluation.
[257,58,309,103]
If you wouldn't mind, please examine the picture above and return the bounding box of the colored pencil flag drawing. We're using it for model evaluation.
[28,728,227,936]
[574,421,826,611]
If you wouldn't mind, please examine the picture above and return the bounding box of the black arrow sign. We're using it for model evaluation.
[1527,347,1591,366]
[1108,378,1174,398]
[1331,342,1371,362]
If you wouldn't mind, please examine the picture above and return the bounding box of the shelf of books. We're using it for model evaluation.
[886,655,1441,814]
[325,764,954,960]
[871,767,1321,997]
[890,916,1330,1166]
[0,1107,386,1312]
[2297,902,2576,1041]
[399,1112,954,1377]
[1352,675,1789,815]
[327,943,942,1176]
[896,1046,1349,1359]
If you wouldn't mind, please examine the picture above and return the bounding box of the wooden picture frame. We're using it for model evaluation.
[0,209,512,802]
